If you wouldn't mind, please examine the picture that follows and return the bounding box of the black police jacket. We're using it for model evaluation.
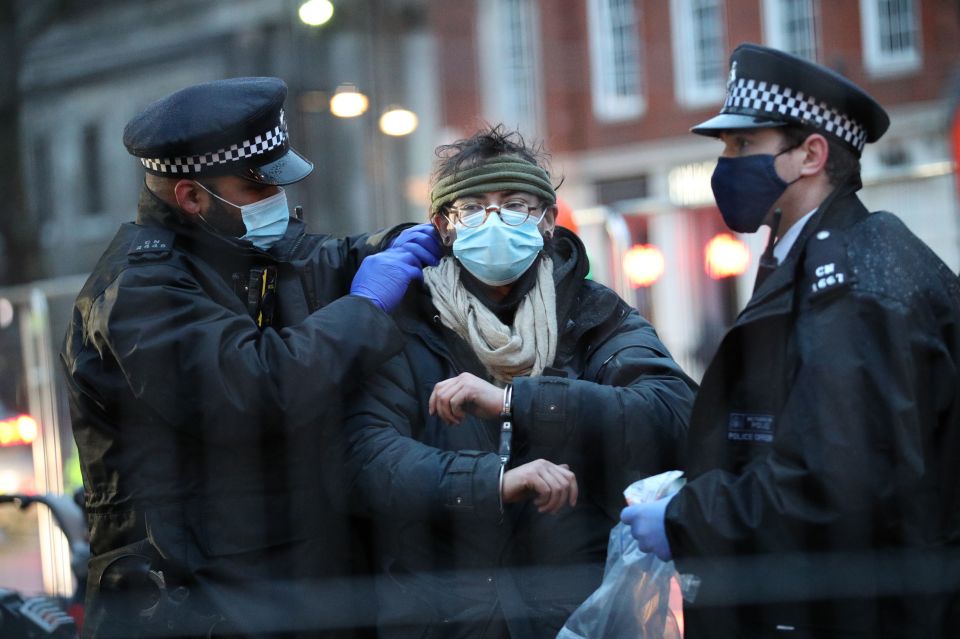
[344,229,697,639]
[61,186,405,638]
[665,187,960,638]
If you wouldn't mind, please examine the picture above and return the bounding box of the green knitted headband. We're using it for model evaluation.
[430,157,556,213]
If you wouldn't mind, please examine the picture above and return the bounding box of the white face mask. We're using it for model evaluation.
[195,183,290,250]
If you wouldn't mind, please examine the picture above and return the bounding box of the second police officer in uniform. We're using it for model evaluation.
[62,77,441,638]
[621,44,960,637]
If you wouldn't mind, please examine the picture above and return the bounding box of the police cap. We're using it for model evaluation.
[123,77,313,185]
[692,43,890,157]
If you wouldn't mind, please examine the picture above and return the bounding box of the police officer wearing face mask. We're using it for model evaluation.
[620,43,960,637]
[62,77,441,638]
[341,125,697,639]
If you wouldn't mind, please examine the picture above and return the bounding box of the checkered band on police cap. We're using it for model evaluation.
[139,110,289,175]
[724,80,869,152]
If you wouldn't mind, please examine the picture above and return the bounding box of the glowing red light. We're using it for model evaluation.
[705,233,751,279]
[0,414,38,447]
[623,244,665,287]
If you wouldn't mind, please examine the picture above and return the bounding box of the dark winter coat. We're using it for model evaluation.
[344,229,696,639]
[61,186,404,638]
[666,186,960,638]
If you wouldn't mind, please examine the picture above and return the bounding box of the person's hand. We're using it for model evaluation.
[350,248,427,313]
[502,459,578,514]
[429,373,503,425]
[620,496,674,562]
[389,223,443,267]
[352,224,443,312]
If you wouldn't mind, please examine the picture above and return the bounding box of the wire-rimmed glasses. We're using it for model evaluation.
[445,199,547,228]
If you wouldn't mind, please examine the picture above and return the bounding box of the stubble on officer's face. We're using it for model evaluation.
[202,192,247,237]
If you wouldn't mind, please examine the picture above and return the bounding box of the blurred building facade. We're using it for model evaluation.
[12,0,960,375]
[15,0,435,281]
[429,0,960,376]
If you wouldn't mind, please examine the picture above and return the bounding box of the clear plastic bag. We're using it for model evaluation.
[557,471,695,639]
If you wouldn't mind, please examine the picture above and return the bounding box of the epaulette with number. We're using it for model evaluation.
[128,227,175,262]
[804,228,853,303]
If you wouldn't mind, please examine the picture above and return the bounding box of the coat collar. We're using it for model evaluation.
[737,179,870,324]
[396,227,611,368]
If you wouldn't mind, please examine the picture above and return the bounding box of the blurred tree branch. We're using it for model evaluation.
[0,2,36,285]
[0,0,77,285]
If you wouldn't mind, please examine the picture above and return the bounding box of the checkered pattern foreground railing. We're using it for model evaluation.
[724,79,868,152]
[140,110,288,174]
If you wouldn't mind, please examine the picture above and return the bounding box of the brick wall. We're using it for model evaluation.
[433,0,960,152]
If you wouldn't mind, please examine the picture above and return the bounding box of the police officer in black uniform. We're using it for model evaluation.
[621,44,960,637]
[61,77,441,638]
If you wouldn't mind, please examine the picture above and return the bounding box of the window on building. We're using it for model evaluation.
[588,0,644,121]
[81,123,104,215]
[596,175,649,205]
[671,0,726,107]
[763,0,819,61]
[860,0,921,76]
[478,0,542,136]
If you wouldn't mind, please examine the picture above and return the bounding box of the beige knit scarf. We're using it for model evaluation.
[423,256,558,384]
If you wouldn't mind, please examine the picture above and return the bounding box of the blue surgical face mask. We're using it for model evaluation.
[710,148,799,233]
[452,215,544,286]
[196,183,290,250]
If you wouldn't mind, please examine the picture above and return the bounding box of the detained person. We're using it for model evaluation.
[343,125,697,638]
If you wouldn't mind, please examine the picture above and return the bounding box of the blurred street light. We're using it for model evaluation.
[623,244,665,288]
[298,0,334,26]
[0,414,38,447]
[705,233,751,279]
[379,107,418,136]
[329,84,369,118]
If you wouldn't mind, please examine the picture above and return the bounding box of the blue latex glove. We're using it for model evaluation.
[389,223,443,267]
[620,495,675,562]
[350,247,426,313]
